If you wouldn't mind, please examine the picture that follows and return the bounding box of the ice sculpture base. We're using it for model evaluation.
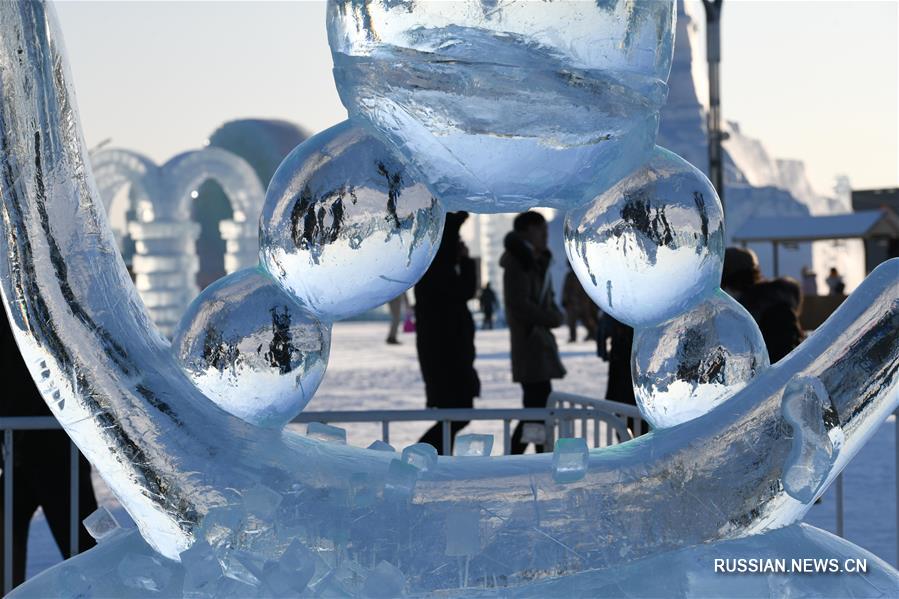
[10,524,896,598]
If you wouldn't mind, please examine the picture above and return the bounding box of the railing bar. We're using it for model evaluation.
[835,473,844,538]
[4,429,14,595]
[441,421,451,456]
[503,420,511,456]
[580,416,587,439]
[381,421,389,445]
[593,418,600,448]
[69,440,79,557]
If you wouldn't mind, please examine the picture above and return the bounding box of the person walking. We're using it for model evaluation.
[0,315,99,588]
[415,212,480,455]
[826,267,845,296]
[479,283,497,330]
[500,211,566,454]
[385,291,408,345]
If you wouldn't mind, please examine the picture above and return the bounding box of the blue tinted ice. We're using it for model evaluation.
[453,434,493,457]
[328,0,675,212]
[444,509,480,557]
[82,506,121,543]
[552,438,590,483]
[402,442,438,471]
[306,422,348,444]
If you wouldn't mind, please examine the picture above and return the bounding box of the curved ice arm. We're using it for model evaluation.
[1,1,897,587]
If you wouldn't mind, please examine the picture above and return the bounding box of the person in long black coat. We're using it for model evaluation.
[0,314,98,587]
[415,212,480,455]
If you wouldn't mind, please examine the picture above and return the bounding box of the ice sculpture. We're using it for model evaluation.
[328,0,676,212]
[632,290,770,428]
[565,146,726,327]
[92,146,265,336]
[1,2,897,598]
[259,120,445,321]
[171,267,331,428]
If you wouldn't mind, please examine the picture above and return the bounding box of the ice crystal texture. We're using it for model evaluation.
[328,0,675,212]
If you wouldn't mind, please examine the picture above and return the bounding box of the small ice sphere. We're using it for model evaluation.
[362,561,406,598]
[384,459,418,500]
[565,147,725,327]
[179,539,224,597]
[454,434,493,457]
[781,376,841,503]
[402,443,438,471]
[82,506,121,542]
[444,509,480,557]
[367,440,395,452]
[242,484,283,519]
[306,422,347,444]
[171,267,331,428]
[117,554,172,592]
[552,438,589,483]
[632,290,769,428]
[259,121,446,321]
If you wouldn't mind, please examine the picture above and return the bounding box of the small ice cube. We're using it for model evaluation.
[306,422,347,444]
[552,438,589,483]
[384,459,418,500]
[219,550,261,586]
[402,443,438,471]
[362,561,406,598]
[180,539,223,597]
[350,472,376,507]
[445,509,480,556]
[82,506,121,542]
[367,440,395,452]
[242,484,283,519]
[117,553,173,592]
[454,434,493,457]
[200,506,244,547]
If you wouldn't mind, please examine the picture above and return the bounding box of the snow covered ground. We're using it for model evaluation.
[24,321,897,579]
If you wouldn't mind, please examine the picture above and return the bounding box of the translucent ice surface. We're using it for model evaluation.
[367,440,395,452]
[259,120,445,321]
[782,376,842,503]
[305,421,348,444]
[552,438,590,483]
[328,0,676,212]
[402,442,438,471]
[453,434,493,457]
[4,3,899,597]
[116,553,173,592]
[82,506,121,543]
[565,146,725,327]
[362,561,406,598]
[632,290,769,428]
[444,509,480,557]
[171,267,331,428]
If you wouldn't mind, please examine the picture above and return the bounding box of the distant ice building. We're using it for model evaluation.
[95,119,307,336]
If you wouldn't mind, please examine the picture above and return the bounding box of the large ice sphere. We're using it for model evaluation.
[259,121,445,320]
[632,290,770,428]
[171,267,331,428]
[328,1,675,212]
[552,438,589,483]
[565,147,725,327]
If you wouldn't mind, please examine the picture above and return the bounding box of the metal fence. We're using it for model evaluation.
[1,395,897,593]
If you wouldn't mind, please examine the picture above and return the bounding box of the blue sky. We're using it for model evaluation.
[54,1,897,195]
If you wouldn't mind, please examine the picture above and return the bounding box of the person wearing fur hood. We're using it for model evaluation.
[500,211,566,454]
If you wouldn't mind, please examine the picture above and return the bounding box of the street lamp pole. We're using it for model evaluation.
[703,0,725,211]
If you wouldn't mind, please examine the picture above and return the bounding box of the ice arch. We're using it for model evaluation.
[91,148,264,337]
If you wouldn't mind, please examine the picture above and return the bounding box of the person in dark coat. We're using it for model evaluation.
[501,211,566,454]
[415,212,480,455]
[722,247,805,364]
[0,314,98,587]
[596,313,647,437]
[479,283,497,330]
